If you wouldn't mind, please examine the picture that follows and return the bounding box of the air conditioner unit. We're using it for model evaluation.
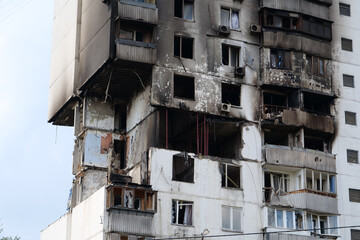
[221,103,231,113]
[218,25,231,35]
[250,24,261,33]
[235,67,245,77]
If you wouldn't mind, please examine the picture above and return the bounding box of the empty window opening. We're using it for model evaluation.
[303,92,331,115]
[306,55,326,77]
[222,45,240,67]
[116,20,153,43]
[347,149,359,163]
[114,104,127,132]
[172,154,194,183]
[339,3,351,16]
[221,164,241,189]
[264,130,288,146]
[343,74,355,88]
[174,0,194,20]
[349,189,360,203]
[114,140,126,169]
[114,188,122,206]
[270,49,291,69]
[341,38,353,51]
[174,74,195,100]
[264,172,289,202]
[172,200,193,225]
[222,206,242,232]
[304,135,328,152]
[221,8,239,30]
[263,92,287,116]
[345,111,357,125]
[222,83,240,106]
[174,36,194,59]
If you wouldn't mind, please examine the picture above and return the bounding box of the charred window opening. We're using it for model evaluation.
[114,140,126,169]
[270,49,291,69]
[107,186,156,211]
[174,74,195,100]
[160,110,240,159]
[174,36,194,59]
[306,55,326,77]
[222,83,240,106]
[221,163,241,189]
[263,9,331,40]
[303,92,331,115]
[263,92,287,116]
[304,132,329,152]
[341,38,353,52]
[264,130,288,146]
[347,149,358,164]
[114,104,126,132]
[172,200,193,225]
[116,20,153,43]
[172,154,194,183]
[174,0,194,21]
[345,111,357,125]
[221,8,240,30]
[343,74,355,88]
[222,45,240,67]
[339,3,351,16]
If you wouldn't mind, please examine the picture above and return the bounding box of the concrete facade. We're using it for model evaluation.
[42,0,360,239]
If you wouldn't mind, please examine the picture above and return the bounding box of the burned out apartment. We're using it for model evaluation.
[41,0,360,239]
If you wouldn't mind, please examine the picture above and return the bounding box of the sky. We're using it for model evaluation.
[0,0,74,239]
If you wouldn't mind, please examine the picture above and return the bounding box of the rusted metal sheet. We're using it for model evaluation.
[264,144,336,173]
[268,190,338,214]
[116,41,157,64]
[118,0,158,25]
[282,109,334,134]
[259,0,331,20]
[101,134,112,154]
[108,208,154,236]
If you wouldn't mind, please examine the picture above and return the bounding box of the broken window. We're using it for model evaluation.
[263,92,288,116]
[172,200,193,226]
[174,0,194,20]
[339,3,351,16]
[114,140,126,169]
[221,163,241,189]
[264,172,289,197]
[304,136,325,151]
[222,206,242,232]
[270,49,291,69]
[342,38,353,51]
[172,154,194,183]
[349,189,360,203]
[173,74,195,100]
[307,214,338,236]
[117,20,153,43]
[264,130,289,146]
[222,45,240,67]
[222,83,240,106]
[347,149,359,163]
[295,211,303,229]
[306,55,326,77]
[221,8,239,30]
[345,111,357,125]
[174,36,194,59]
[343,74,355,88]
[303,92,331,115]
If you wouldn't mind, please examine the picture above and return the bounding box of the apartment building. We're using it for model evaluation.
[41,0,360,239]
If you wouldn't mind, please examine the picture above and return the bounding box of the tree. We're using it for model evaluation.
[0,222,20,240]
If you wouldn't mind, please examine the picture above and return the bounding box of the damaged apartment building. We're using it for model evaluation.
[42,0,360,239]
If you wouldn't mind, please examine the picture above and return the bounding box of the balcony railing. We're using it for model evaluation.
[116,39,157,64]
[118,0,158,25]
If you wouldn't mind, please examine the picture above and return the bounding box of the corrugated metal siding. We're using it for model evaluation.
[351,229,360,240]
[349,189,360,203]
[118,2,158,24]
[116,43,157,64]
[108,209,154,236]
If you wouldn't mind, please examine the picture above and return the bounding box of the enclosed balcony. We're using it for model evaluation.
[106,184,157,236]
[118,0,158,25]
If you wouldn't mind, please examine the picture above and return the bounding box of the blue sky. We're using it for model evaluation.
[0,0,74,239]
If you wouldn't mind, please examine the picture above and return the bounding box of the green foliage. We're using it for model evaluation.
[0,222,20,240]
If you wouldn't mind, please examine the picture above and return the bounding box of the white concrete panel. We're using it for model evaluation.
[41,213,70,240]
[241,124,262,161]
[84,98,114,131]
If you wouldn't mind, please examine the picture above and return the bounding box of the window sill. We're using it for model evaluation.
[171,223,194,228]
[174,17,195,22]
[174,96,196,101]
[222,228,243,233]
[172,179,195,184]
[221,187,243,191]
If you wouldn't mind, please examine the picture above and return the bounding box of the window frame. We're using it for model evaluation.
[172,154,195,183]
[270,49,291,70]
[221,163,241,189]
[305,169,336,194]
[339,2,351,16]
[220,7,240,30]
[174,0,194,21]
[343,74,355,88]
[172,199,193,226]
[306,55,326,77]
[174,35,194,59]
[345,111,357,125]
[222,44,240,67]
[222,206,242,232]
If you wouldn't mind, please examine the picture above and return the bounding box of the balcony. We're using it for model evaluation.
[263,144,336,173]
[116,39,157,64]
[265,233,337,240]
[106,184,157,236]
[264,188,338,214]
[118,0,158,25]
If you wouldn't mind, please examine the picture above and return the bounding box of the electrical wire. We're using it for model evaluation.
[152,225,360,240]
